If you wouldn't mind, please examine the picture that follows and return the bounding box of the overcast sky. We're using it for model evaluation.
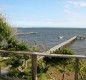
[0,0,86,28]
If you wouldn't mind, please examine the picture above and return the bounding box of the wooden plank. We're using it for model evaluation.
[32,52,86,59]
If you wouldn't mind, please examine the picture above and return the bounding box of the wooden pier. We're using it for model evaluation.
[46,36,77,54]
[37,36,77,60]
[76,35,85,40]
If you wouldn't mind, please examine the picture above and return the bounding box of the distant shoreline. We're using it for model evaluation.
[17,32,38,35]
[16,27,86,29]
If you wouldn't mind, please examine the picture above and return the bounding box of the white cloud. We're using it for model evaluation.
[9,15,86,28]
[64,1,85,16]
[64,8,71,13]
[68,1,86,8]
[64,6,79,17]
[63,1,86,28]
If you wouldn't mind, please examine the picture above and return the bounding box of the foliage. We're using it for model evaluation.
[0,15,12,41]
[37,60,49,74]
[53,48,74,55]
[79,59,86,80]
[37,60,49,80]
[6,54,23,68]
[0,14,31,51]
[43,48,74,65]
[0,14,37,79]
[42,48,75,80]
[38,73,49,80]
[7,68,29,79]
[5,38,30,51]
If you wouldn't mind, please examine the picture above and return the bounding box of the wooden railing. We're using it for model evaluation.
[0,50,86,80]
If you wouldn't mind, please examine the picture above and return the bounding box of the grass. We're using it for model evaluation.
[37,59,86,80]
[48,66,74,80]
[38,73,50,80]
[0,57,7,68]
[37,58,76,80]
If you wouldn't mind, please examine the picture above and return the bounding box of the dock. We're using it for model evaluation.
[76,35,85,40]
[38,36,77,60]
[46,36,77,54]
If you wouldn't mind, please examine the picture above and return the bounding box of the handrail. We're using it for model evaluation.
[0,50,86,58]
[0,50,86,80]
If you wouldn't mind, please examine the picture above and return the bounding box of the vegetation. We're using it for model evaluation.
[43,48,74,65]
[79,59,86,80]
[0,14,37,79]
[36,48,75,80]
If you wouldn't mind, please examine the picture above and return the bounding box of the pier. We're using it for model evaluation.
[76,35,85,40]
[46,36,77,54]
[38,35,85,60]
[37,36,77,60]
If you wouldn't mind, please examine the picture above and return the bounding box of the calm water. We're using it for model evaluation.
[17,28,86,55]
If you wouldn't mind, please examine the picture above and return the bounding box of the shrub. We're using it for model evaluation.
[43,48,74,65]
[0,14,37,79]
[37,60,49,74]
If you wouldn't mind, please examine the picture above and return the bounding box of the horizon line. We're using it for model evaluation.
[14,26,86,28]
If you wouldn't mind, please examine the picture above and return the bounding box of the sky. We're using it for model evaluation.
[0,0,86,28]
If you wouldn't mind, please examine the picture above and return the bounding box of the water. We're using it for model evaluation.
[17,28,86,55]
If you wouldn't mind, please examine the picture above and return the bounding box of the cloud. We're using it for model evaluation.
[64,1,85,16]
[68,1,86,8]
[64,7,71,13]
[63,1,86,27]
[64,5,79,17]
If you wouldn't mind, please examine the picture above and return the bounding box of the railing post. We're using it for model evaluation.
[0,63,1,76]
[32,54,37,80]
[75,58,79,80]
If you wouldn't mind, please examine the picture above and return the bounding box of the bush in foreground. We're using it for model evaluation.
[43,48,74,65]
[0,14,38,79]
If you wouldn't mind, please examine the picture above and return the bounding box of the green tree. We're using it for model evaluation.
[0,14,37,79]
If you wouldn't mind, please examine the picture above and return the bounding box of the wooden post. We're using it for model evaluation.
[0,63,1,76]
[32,54,37,80]
[74,58,79,80]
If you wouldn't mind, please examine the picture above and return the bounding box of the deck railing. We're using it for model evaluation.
[0,50,86,80]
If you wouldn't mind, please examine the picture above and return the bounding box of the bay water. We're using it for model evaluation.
[17,28,86,55]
